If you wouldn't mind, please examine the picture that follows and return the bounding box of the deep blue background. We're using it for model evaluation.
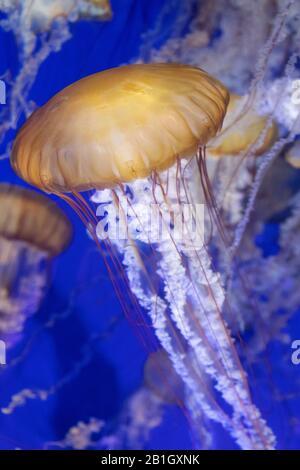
[0,0,299,450]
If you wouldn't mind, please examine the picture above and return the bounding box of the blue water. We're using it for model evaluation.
[0,0,299,450]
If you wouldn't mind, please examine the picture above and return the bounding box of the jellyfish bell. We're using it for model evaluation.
[0,184,72,256]
[203,93,278,232]
[11,63,228,193]
[0,184,72,348]
[208,93,277,157]
[11,63,276,449]
[144,350,184,405]
[80,0,112,20]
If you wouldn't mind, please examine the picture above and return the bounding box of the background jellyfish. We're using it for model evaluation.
[11,62,277,449]
[99,350,187,451]
[44,349,208,450]
[206,93,278,231]
[0,184,72,348]
[22,0,111,32]
[0,0,111,160]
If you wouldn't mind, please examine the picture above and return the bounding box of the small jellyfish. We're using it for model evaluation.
[209,93,277,158]
[0,0,112,159]
[28,0,112,33]
[144,349,184,405]
[0,184,72,348]
[11,63,275,449]
[205,93,278,229]
[144,350,211,449]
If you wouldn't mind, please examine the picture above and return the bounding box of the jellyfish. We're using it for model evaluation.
[143,349,213,449]
[0,184,72,348]
[204,93,278,231]
[144,349,184,405]
[100,350,188,451]
[25,0,112,33]
[11,63,276,449]
[209,94,278,158]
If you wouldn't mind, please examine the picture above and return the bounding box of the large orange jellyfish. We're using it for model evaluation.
[11,63,275,449]
[0,184,72,348]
